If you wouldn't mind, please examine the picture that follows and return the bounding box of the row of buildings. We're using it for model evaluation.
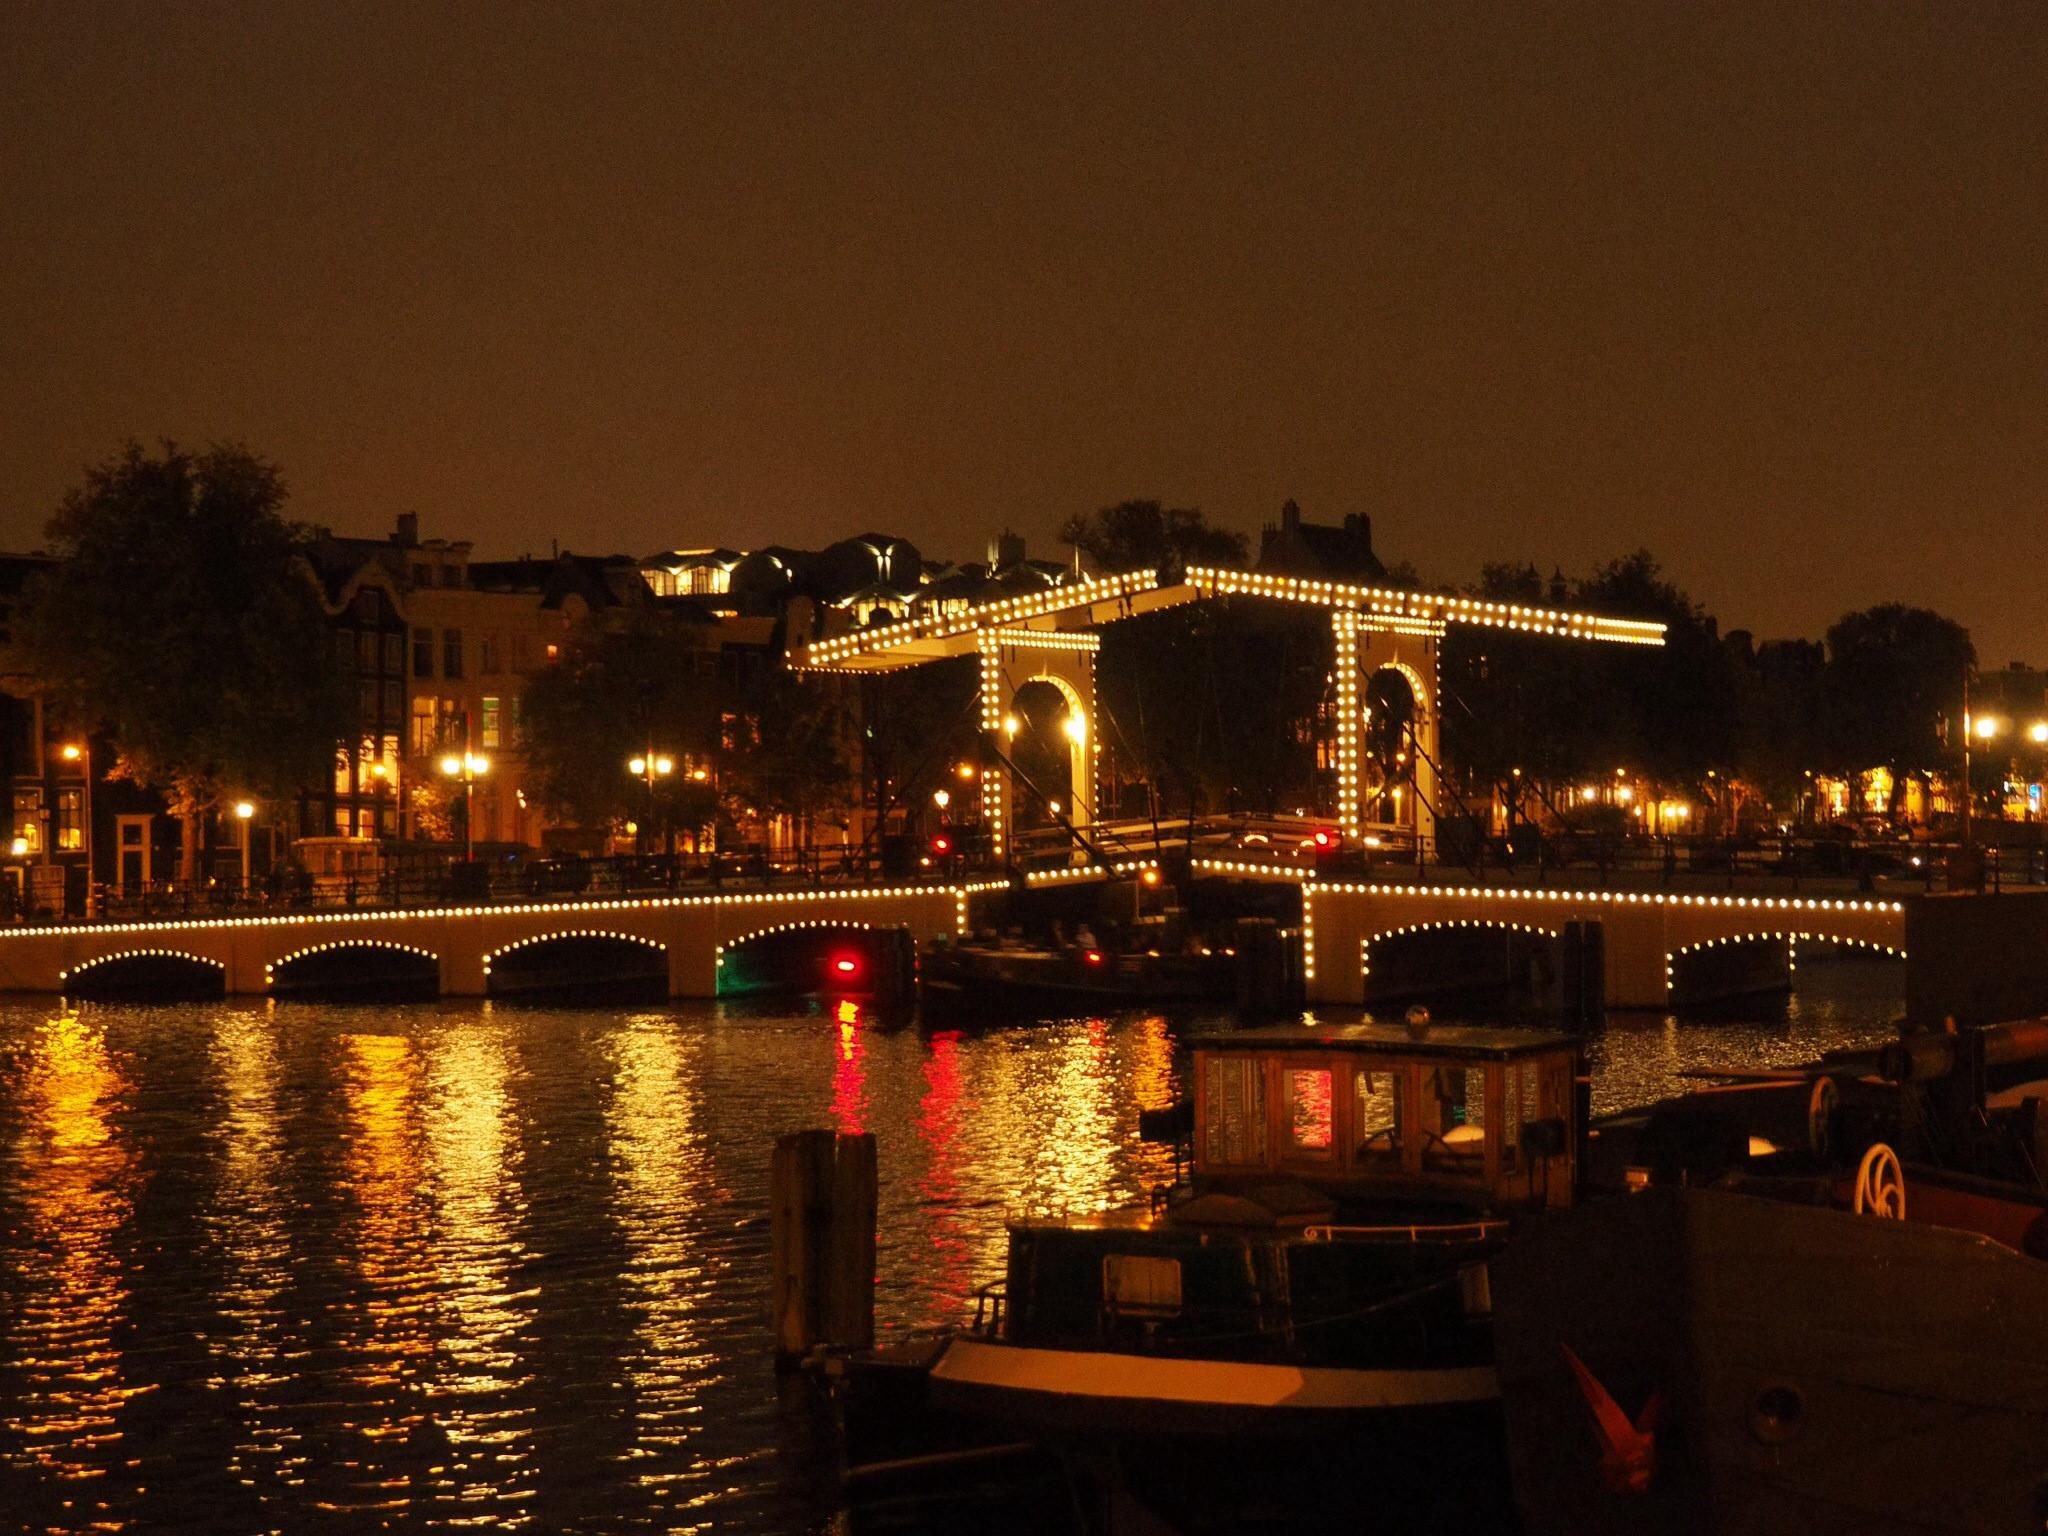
[0,502,1388,908]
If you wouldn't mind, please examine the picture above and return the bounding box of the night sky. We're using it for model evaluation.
[3,4,2042,658]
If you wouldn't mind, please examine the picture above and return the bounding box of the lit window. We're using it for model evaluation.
[1353,1068,1404,1164]
[409,697,437,757]
[1285,1067,1333,1154]
[1203,1056,1267,1167]
[481,696,500,749]
[55,789,82,852]
[1423,1066,1487,1171]
[1102,1254,1181,1318]
[11,789,41,854]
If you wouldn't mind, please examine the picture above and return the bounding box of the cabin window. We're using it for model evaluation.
[1422,1066,1488,1173]
[1204,1056,1267,1167]
[1284,1067,1334,1156]
[1103,1254,1181,1318]
[1352,1068,1404,1165]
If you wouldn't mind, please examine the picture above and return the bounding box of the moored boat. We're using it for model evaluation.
[927,1020,1583,1524]
[1493,1016,2048,1534]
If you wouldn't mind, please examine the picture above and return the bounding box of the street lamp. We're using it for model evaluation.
[60,741,94,915]
[931,788,951,811]
[628,750,674,854]
[439,752,490,861]
[233,799,255,890]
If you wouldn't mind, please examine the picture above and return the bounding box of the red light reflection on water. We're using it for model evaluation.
[1287,1067,1334,1149]
[916,1031,968,1311]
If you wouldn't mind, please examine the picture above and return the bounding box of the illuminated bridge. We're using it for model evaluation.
[793,563,1665,857]
[0,882,997,1001]
[1234,867,1906,1010]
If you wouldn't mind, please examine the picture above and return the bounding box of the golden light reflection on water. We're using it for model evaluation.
[203,1008,297,1497]
[606,1016,721,1529]
[970,1017,1126,1221]
[914,1030,970,1318]
[5,1009,146,1531]
[336,1030,433,1516]
[1129,1014,1177,1113]
[424,1019,537,1526]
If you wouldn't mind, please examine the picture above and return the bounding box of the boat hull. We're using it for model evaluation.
[930,1335,1497,1438]
[1492,1187,2048,1536]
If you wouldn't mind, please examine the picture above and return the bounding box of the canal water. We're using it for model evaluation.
[0,957,1902,1534]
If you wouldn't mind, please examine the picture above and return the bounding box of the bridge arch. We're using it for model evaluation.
[1361,918,1563,1008]
[267,939,440,1001]
[1666,928,1904,1007]
[62,948,227,1001]
[484,928,668,1001]
[715,919,912,1000]
[1007,673,1092,828]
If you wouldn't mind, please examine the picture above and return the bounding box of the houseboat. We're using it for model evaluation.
[928,1021,1581,1524]
[1492,1017,2048,1535]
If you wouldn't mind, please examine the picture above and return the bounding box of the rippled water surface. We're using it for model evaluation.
[0,959,1899,1533]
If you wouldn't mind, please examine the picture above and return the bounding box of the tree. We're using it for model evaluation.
[19,441,351,881]
[859,657,979,837]
[518,610,721,850]
[1059,499,1248,575]
[1097,599,1326,818]
[1573,550,1743,788]
[1820,604,1974,820]
[721,668,855,853]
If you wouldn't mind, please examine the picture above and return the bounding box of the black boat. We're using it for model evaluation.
[918,934,1236,1010]
[1493,1017,2048,1535]
[926,1020,1583,1526]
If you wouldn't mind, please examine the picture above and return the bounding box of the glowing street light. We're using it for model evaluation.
[233,800,256,887]
[2031,722,2048,745]
[1063,712,1086,744]
[60,741,95,908]
[932,788,951,810]
[440,751,491,861]
[627,749,675,855]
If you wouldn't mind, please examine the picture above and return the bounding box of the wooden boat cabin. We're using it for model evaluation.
[1192,1023,1580,1214]
[931,1022,1583,1503]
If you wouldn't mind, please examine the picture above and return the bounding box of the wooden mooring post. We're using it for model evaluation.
[770,1128,877,1366]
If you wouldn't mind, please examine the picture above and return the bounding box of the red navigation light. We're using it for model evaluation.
[931,834,952,854]
[1312,829,1335,848]
[1084,949,1104,966]
[833,956,860,976]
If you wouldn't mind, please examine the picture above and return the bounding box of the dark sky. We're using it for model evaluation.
[4,3,2043,657]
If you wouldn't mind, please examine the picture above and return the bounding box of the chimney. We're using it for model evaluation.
[394,511,419,546]
[1280,499,1301,536]
[989,530,1026,570]
[1343,512,1372,552]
